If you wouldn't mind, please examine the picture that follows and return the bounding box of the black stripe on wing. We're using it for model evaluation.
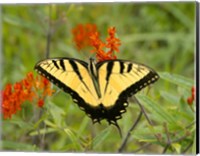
[103,61,114,94]
[69,60,83,80]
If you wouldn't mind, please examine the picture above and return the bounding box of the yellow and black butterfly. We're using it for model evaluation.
[34,57,159,134]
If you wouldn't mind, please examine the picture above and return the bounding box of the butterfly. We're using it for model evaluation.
[35,57,159,135]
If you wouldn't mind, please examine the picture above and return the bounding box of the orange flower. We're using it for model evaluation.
[89,32,111,62]
[187,97,193,105]
[1,72,54,119]
[72,23,98,50]
[191,86,195,100]
[106,27,121,54]
[187,86,195,105]
[89,27,121,62]
[72,24,121,62]
[37,99,45,108]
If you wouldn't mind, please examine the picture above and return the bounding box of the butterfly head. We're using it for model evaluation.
[89,57,96,63]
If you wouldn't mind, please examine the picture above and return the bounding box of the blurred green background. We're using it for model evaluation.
[1,2,196,154]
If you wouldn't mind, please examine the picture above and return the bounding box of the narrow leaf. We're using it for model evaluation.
[77,116,90,138]
[92,127,111,149]
[160,91,180,105]
[159,72,194,89]
[48,101,66,127]
[63,128,81,150]
[3,14,43,34]
[172,143,181,154]
[29,127,57,136]
[137,95,177,126]
[1,140,38,151]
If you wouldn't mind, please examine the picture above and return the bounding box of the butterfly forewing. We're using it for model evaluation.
[34,58,99,106]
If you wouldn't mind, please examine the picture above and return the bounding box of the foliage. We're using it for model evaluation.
[1,2,195,154]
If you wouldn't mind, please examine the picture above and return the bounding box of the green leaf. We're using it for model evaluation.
[1,140,38,151]
[136,138,157,143]
[4,118,33,130]
[192,131,196,154]
[63,128,81,150]
[179,97,194,118]
[133,130,158,142]
[132,131,157,142]
[172,143,181,154]
[3,14,43,34]
[77,116,90,139]
[44,119,58,128]
[160,91,180,106]
[136,95,178,126]
[122,32,186,43]
[159,72,194,89]
[163,4,193,29]
[33,113,49,129]
[92,127,111,149]
[48,101,66,127]
[29,127,57,136]
[132,125,162,143]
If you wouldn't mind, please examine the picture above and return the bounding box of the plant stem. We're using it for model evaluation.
[162,122,171,154]
[182,141,193,154]
[132,143,152,153]
[162,144,170,154]
[133,96,161,142]
[46,5,52,58]
[118,110,143,152]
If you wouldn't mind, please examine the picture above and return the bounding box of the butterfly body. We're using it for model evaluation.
[35,57,159,127]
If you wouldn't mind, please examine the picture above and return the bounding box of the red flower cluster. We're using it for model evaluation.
[1,72,54,119]
[90,27,121,62]
[187,86,195,105]
[72,24,121,62]
[72,24,97,51]
[106,27,121,54]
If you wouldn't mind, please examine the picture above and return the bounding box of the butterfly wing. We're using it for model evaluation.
[34,58,103,122]
[97,60,159,124]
